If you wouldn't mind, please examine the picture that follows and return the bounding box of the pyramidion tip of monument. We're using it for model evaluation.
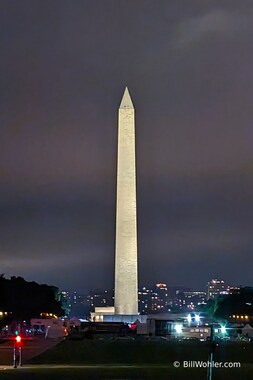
[119,86,134,109]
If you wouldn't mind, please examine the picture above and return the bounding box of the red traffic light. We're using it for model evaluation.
[14,335,22,347]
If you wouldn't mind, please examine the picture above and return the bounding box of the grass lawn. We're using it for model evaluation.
[28,337,253,365]
[0,366,252,380]
[0,337,250,379]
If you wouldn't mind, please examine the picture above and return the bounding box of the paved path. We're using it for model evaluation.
[0,364,173,369]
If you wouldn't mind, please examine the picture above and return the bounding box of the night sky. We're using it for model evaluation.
[1,1,253,292]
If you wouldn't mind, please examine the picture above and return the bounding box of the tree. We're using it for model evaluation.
[204,288,253,323]
[204,297,224,321]
[0,276,64,324]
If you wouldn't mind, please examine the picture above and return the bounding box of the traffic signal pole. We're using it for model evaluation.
[18,346,22,366]
[13,346,17,368]
[13,335,22,368]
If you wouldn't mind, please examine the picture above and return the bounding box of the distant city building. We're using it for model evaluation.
[138,286,160,314]
[138,286,153,314]
[138,283,174,314]
[167,286,191,299]
[61,279,239,318]
[155,283,169,310]
[228,286,241,295]
[60,289,114,318]
[63,286,206,317]
[167,290,207,312]
[183,291,207,309]
[207,279,229,299]
[137,284,206,314]
[91,289,114,308]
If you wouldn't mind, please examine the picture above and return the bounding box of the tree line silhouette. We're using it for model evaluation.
[0,274,64,327]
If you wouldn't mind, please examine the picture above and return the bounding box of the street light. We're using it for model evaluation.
[175,324,183,334]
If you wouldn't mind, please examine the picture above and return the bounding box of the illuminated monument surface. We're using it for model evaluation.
[91,88,139,322]
[114,87,138,315]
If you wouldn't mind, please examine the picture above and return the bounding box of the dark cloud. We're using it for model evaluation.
[0,0,253,290]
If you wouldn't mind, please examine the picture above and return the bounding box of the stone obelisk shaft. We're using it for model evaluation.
[114,87,138,315]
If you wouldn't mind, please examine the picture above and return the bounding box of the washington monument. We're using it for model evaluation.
[114,87,138,315]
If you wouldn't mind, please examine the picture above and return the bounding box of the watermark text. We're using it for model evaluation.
[173,360,241,369]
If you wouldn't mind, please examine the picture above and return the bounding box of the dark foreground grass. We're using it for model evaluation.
[0,366,252,380]
[12,338,252,379]
[29,338,207,364]
[28,338,253,365]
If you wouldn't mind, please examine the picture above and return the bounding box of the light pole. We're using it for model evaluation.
[207,323,215,380]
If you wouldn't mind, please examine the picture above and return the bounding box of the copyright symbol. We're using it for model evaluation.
[173,361,180,368]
